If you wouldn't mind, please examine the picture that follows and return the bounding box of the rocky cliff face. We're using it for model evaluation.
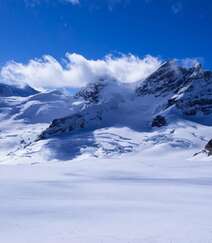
[74,82,105,103]
[169,69,212,116]
[205,139,212,156]
[39,107,104,139]
[136,60,212,117]
[136,60,189,97]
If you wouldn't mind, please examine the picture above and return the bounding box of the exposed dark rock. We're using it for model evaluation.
[39,108,104,139]
[75,83,105,103]
[136,60,191,97]
[152,115,167,128]
[136,60,212,117]
[205,139,212,156]
[39,114,85,139]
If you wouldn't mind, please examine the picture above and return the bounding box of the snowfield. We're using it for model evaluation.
[1,150,212,243]
[0,122,212,243]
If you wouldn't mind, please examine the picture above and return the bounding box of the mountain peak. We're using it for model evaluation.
[38,60,212,140]
[0,83,38,97]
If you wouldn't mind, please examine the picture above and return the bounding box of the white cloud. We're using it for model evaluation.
[24,0,80,7]
[64,0,80,5]
[0,53,161,90]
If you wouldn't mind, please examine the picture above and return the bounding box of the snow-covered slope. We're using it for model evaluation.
[1,61,212,243]
[0,82,38,97]
[39,61,212,140]
[0,87,79,160]
[136,61,212,122]
[1,146,212,243]
[0,60,212,163]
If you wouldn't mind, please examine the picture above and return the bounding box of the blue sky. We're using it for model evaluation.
[0,0,211,90]
[0,0,211,66]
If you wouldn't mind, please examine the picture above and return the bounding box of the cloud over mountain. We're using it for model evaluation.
[0,53,161,90]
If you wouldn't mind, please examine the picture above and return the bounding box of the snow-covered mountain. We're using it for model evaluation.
[1,60,212,243]
[0,60,212,164]
[1,59,212,243]
[136,60,212,122]
[40,60,212,139]
[0,82,38,97]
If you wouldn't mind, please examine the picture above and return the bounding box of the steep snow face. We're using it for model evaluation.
[40,61,212,139]
[0,83,38,97]
[74,79,132,105]
[39,79,136,139]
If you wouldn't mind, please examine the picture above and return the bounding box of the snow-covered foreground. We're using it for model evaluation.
[0,60,212,243]
[1,152,212,243]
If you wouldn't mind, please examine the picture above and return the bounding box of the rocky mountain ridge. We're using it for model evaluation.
[40,60,212,139]
[0,60,211,162]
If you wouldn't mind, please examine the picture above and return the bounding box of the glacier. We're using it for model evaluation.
[0,60,212,243]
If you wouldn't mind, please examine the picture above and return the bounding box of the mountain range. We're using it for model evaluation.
[0,60,212,164]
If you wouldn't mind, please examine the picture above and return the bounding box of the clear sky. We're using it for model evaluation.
[0,0,211,69]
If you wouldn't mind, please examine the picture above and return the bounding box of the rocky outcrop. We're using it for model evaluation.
[136,61,212,117]
[39,114,85,139]
[39,107,104,139]
[136,60,190,97]
[205,139,212,156]
[152,115,167,127]
[75,82,105,103]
